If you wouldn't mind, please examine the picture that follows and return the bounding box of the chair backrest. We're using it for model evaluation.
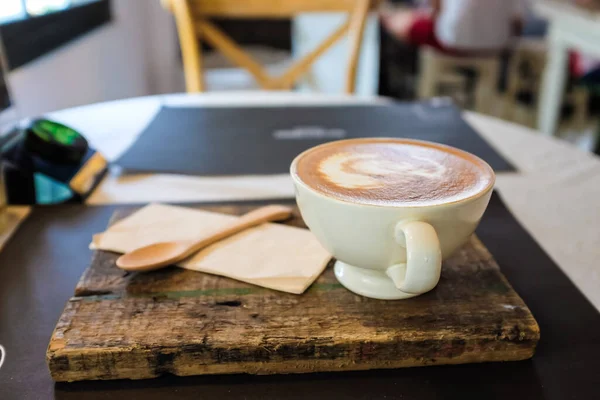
[162,0,377,93]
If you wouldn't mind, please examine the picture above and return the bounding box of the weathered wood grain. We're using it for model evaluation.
[47,204,540,382]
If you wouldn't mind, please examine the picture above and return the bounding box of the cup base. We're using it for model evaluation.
[333,261,419,300]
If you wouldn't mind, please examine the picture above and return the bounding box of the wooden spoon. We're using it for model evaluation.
[116,205,294,272]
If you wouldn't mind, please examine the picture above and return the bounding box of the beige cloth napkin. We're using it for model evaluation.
[90,204,331,294]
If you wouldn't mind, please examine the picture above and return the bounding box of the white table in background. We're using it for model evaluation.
[533,0,600,136]
[48,91,600,312]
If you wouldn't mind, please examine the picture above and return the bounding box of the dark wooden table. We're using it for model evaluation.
[1,193,599,399]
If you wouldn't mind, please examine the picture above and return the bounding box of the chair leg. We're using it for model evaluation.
[594,123,600,156]
[571,86,590,131]
[474,59,499,115]
[537,35,569,136]
[418,48,438,99]
[503,52,521,120]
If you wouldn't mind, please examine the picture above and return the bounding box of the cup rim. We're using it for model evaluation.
[290,137,496,209]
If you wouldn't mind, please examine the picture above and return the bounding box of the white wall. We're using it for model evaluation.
[7,0,153,118]
[143,0,185,95]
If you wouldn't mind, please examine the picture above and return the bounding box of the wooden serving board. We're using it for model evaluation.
[47,204,540,382]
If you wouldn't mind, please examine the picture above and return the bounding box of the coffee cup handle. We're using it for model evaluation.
[386,221,442,295]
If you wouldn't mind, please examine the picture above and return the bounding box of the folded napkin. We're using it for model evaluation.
[90,204,331,294]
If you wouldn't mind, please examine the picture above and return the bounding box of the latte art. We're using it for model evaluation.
[320,152,448,190]
[293,139,494,207]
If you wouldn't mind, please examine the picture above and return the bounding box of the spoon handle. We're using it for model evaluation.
[178,205,294,260]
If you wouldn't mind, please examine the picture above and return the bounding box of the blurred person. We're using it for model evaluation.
[569,0,600,80]
[380,0,526,55]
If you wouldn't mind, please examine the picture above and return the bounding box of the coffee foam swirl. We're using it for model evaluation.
[319,152,448,190]
[294,139,494,206]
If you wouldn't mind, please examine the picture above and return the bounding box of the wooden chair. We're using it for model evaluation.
[161,0,378,93]
[417,47,501,115]
[504,38,590,130]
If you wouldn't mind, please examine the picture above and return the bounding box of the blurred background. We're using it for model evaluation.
[0,0,599,150]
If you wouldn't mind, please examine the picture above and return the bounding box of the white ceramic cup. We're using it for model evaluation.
[291,138,495,300]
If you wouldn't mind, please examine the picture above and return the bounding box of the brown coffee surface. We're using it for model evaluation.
[293,139,494,206]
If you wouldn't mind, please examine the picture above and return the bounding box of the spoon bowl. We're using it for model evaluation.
[116,242,190,271]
